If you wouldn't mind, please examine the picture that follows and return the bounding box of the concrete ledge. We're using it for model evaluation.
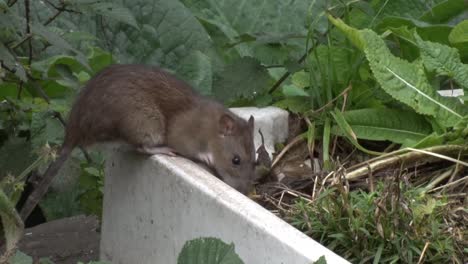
[100,153,349,263]
[100,107,349,263]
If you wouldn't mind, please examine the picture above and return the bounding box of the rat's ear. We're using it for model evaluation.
[219,114,235,136]
[248,115,254,131]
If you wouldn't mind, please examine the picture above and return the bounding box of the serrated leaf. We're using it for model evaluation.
[213,57,272,102]
[449,20,468,44]
[340,108,432,144]
[177,237,244,264]
[363,30,468,127]
[330,17,468,127]
[416,34,468,91]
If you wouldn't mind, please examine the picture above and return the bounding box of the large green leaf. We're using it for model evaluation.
[416,34,468,91]
[176,50,213,95]
[375,16,452,45]
[449,20,468,44]
[177,237,244,264]
[449,20,468,60]
[213,57,273,102]
[341,108,432,144]
[419,0,467,24]
[75,2,139,29]
[374,0,432,19]
[329,16,468,127]
[180,0,319,64]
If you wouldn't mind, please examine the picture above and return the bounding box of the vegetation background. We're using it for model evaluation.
[0,0,467,263]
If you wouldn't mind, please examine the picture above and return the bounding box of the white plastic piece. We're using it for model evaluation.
[231,107,289,159]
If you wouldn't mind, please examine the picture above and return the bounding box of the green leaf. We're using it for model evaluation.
[176,50,213,96]
[86,2,139,29]
[282,84,309,97]
[307,45,354,87]
[31,24,89,70]
[364,30,467,127]
[177,237,244,264]
[373,243,384,264]
[375,16,452,45]
[0,189,24,260]
[449,20,468,44]
[375,0,430,19]
[87,47,114,73]
[416,34,468,91]
[291,71,309,88]
[181,0,313,62]
[419,0,467,24]
[0,42,27,81]
[69,0,213,69]
[330,16,468,127]
[30,111,64,151]
[213,57,272,102]
[312,256,327,264]
[8,251,32,264]
[274,96,311,114]
[340,108,432,144]
[31,55,87,79]
[331,109,382,156]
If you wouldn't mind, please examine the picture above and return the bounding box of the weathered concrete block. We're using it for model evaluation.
[100,153,348,263]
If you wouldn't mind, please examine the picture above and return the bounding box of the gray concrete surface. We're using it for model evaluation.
[100,107,349,264]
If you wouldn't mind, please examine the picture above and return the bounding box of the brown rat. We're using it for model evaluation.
[20,64,256,220]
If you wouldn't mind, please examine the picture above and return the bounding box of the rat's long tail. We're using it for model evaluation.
[19,144,73,221]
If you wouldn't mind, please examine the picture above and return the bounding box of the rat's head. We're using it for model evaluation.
[208,113,256,194]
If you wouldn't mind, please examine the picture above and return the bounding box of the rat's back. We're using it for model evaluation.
[64,64,198,149]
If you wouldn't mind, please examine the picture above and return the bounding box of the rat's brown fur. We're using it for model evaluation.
[20,64,255,221]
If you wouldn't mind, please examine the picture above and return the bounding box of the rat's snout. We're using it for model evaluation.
[222,175,254,195]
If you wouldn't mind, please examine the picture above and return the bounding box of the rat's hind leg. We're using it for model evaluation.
[119,111,174,155]
[137,146,176,156]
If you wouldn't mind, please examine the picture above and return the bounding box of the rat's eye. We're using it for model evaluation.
[232,155,241,165]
